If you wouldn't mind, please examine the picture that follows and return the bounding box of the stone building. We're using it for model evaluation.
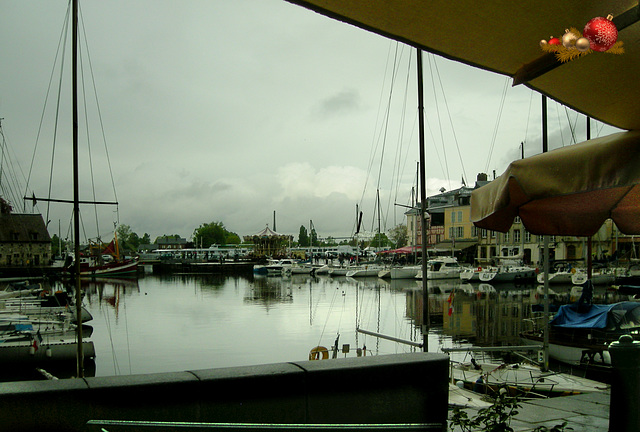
[0,213,52,266]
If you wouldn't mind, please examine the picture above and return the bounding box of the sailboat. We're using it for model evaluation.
[24,0,105,377]
[65,235,139,278]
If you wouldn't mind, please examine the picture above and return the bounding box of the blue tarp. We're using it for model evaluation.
[551,301,640,330]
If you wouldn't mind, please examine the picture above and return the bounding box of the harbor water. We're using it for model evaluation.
[22,272,634,379]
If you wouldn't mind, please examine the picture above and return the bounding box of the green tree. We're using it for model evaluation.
[298,226,310,247]
[371,232,390,249]
[387,223,408,248]
[116,224,143,252]
[50,234,71,257]
[193,221,239,247]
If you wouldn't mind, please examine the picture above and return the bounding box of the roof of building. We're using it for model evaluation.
[0,213,51,243]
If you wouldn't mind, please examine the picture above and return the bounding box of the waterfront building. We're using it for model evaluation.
[156,236,188,250]
[406,172,632,268]
[0,212,51,266]
[405,173,489,263]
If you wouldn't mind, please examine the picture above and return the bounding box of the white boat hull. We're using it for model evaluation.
[389,266,420,279]
[571,272,615,286]
[478,268,537,283]
[537,272,573,284]
[451,361,607,396]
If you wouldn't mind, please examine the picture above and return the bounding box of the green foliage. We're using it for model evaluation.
[371,232,390,248]
[116,224,149,253]
[533,423,572,432]
[50,234,71,257]
[387,223,408,248]
[449,390,520,432]
[449,390,573,432]
[298,226,310,247]
[192,221,239,247]
[140,233,151,244]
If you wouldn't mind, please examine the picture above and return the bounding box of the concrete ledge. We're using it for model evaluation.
[0,352,448,431]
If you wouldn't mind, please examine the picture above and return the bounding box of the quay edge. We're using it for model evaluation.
[0,352,449,432]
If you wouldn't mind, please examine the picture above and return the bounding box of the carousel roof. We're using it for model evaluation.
[250,225,289,238]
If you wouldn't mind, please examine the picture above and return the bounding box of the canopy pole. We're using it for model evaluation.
[541,94,550,372]
[417,47,429,352]
[586,116,592,280]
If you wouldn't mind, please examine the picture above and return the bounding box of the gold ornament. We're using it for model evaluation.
[575,37,590,52]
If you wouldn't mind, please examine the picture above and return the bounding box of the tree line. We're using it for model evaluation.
[50,221,408,257]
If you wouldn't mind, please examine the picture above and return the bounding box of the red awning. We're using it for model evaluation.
[377,246,420,254]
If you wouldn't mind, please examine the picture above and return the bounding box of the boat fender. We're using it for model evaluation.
[477,266,482,271]
[309,346,329,360]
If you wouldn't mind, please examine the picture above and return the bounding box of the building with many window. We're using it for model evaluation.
[406,173,634,267]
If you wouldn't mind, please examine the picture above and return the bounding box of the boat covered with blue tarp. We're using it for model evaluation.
[551,301,640,330]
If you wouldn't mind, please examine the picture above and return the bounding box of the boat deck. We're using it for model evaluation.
[449,390,610,431]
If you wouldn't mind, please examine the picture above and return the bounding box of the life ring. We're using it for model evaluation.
[309,346,329,360]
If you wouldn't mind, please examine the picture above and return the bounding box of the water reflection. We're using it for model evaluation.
[72,274,639,378]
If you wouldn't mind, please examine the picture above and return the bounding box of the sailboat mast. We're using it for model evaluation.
[541,94,549,372]
[416,48,429,352]
[72,0,85,378]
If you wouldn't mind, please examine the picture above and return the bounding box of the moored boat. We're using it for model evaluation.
[521,301,640,368]
[345,264,383,278]
[416,257,462,280]
[478,262,537,284]
[571,270,616,286]
[388,265,421,280]
[450,360,608,397]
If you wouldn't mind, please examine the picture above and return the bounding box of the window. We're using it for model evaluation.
[457,211,463,222]
[504,231,509,242]
[451,212,456,223]
[514,229,521,243]
[456,226,464,238]
[525,231,531,242]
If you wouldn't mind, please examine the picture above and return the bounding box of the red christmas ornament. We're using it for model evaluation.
[548,36,561,45]
[583,16,618,52]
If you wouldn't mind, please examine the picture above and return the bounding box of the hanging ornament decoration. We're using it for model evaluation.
[540,14,624,62]
[583,15,618,51]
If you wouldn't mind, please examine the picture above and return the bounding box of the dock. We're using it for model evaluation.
[450,389,610,432]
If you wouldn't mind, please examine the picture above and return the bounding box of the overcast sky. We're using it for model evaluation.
[0,0,621,243]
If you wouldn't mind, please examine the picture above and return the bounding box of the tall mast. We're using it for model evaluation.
[72,0,85,378]
[417,48,429,352]
[541,94,549,372]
